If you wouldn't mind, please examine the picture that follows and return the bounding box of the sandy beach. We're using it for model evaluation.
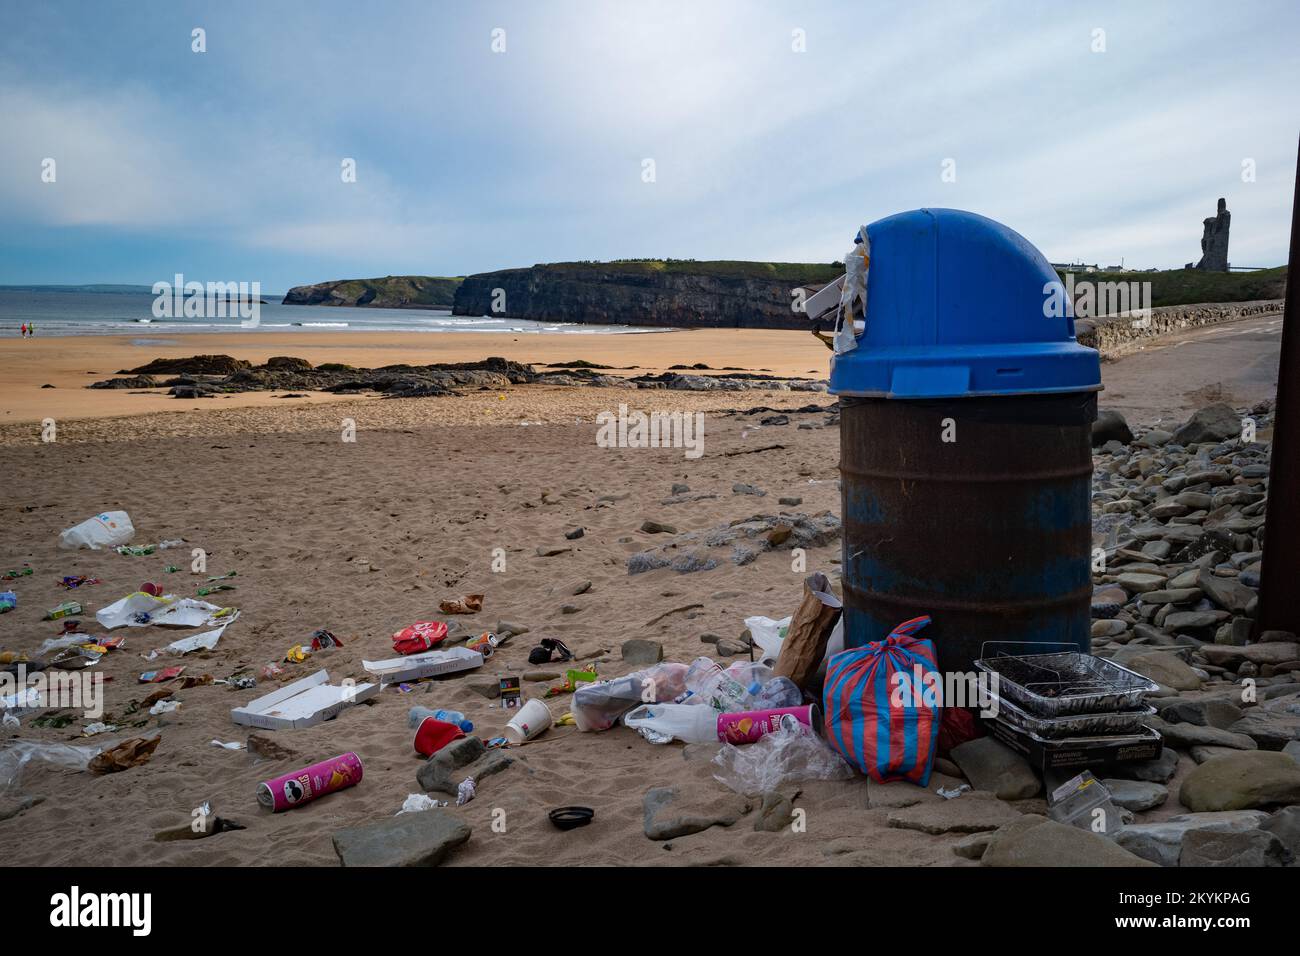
[0,315,1285,866]
[0,329,832,428]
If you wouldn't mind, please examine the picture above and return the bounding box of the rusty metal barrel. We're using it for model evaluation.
[828,209,1102,676]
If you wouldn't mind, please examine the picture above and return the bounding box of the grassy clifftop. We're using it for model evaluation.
[1054,266,1286,307]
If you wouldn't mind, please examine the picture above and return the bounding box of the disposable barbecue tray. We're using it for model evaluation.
[986,686,1156,738]
[973,649,1158,717]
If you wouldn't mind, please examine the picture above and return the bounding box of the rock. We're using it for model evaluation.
[952,831,994,860]
[732,483,766,496]
[1156,697,1243,729]
[1260,630,1299,644]
[416,736,486,794]
[934,757,963,779]
[1201,642,1300,667]
[627,551,671,575]
[1228,712,1300,750]
[981,817,1157,867]
[564,527,585,540]
[464,750,515,788]
[536,545,572,557]
[1092,619,1128,638]
[753,791,796,832]
[670,483,690,495]
[333,812,471,867]
[778,496,803,506]
[1114,810,1271,866]
[886,792,1023,834]
[643,785,751,840]
[1140,588,1202,605]
[1153,720,1256,751]
[496,620,530,638]
[1172,403,1240,446]
[715,639,749,657]
[1106,749,1180,784]
[1117,572,1167,594]
[1164,610,1223,631]
[1190,745,1246,764]
[670,551,717,574]
[1092,410,1134,446]
[559,603,581,614]
[1179,828,1293,867]
[759,414,790,426]
[1261,805,1300,858]
[622,638,664,666]
[866,773,963,809]
[950,737,1041,800]
[1179,751,1300,811]
[468,680,501,699]
[1197,568,1256,614]
[1102,779,1168,812]
[1122,651,1203,691]
[641,520,677,534]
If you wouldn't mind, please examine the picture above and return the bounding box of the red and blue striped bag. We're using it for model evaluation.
[822,615,940,786]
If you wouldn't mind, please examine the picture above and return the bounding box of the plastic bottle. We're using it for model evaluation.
[684,658,749,713]
[408,706,473,733]
[750,676,803,709]
[725,661,774,688]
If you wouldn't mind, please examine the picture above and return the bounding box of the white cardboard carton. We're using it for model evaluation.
[361,646,484,685]
[230,669,378,730]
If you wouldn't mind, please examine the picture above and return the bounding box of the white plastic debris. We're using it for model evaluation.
[937,784,971,800]
[58,511,135,550]
[210,739,243,750]
[456,777,477,806]
[149,700,180,716]
[834,225,870,355]
[744,615,792,662]
[165,624,228,655]
[82,722,117,736]
[2,713,20,729]
[397,793,447,814]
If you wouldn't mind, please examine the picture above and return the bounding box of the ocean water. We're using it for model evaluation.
[0,290,666,337]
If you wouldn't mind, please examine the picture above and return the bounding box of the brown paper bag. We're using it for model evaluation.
[774,572,842,692]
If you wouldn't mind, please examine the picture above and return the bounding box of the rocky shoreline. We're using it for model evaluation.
[86,354,828,400]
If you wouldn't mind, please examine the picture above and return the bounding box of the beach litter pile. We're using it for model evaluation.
[1,398,1298,869]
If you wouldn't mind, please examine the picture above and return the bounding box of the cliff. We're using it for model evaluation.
[450,260,844,329]
[282,275,462,309]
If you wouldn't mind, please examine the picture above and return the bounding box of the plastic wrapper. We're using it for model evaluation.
[0,741,101,790]
[711,724,853,794]
[58,511,134,550]
[572,662,688,732]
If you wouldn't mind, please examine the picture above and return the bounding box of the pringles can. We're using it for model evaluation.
[716,705,821,744]
[257,752,363,812]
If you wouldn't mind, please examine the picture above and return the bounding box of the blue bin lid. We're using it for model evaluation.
[828,208,1101,399]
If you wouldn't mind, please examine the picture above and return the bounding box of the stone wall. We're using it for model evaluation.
[1076,299,1283,359]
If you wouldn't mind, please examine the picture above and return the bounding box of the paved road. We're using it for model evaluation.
[1101,312,1284,427]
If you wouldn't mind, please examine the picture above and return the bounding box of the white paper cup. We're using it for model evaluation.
[504,698,553,744]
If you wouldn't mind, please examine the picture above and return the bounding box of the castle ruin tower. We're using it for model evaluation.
[1195,197,1231,271]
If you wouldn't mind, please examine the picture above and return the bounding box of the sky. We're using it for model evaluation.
[1,0,1297,291]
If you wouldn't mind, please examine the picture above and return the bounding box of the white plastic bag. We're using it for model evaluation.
[834,226,870,354]
[58,511,134,550]
[744,615,791,663]
[624,703,718,744]
[712,725,853,793]
[0,741,101,790]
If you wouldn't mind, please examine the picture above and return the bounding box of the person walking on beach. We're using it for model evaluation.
[28,322,34,336]
[20,323,26,337]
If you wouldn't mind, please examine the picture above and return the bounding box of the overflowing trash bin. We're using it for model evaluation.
[828,208,1103,676]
